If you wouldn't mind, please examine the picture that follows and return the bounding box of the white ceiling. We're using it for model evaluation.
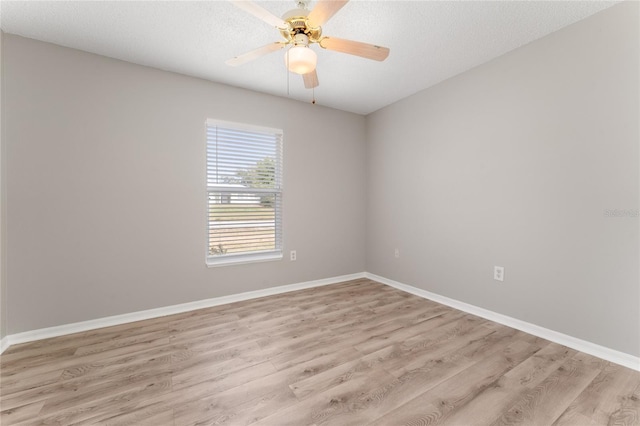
[0,1,620,115]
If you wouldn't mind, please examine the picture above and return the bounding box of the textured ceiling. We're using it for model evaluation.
[0,1,620,115]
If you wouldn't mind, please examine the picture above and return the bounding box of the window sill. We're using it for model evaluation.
[206,251,283,268]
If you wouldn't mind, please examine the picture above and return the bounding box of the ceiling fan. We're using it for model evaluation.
[226,0,390,89]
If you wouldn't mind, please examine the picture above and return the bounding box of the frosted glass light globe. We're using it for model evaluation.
[285,46,317,74]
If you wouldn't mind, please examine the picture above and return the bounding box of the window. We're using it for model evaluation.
[206,119,283,266]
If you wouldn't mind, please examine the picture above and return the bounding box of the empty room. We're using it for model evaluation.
[0,0,638,424]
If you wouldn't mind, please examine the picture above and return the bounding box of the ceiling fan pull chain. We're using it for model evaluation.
[312,87,316,105]
[286,48,290,97]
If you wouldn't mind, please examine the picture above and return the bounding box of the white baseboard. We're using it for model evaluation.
[1,272,366,353]
[3,271,638,373]
[0,335,9,354]
[366,272,640,372]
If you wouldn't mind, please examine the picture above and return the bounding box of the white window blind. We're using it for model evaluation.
[206,119,283,266]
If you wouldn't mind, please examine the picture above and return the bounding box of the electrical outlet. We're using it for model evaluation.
[290,250,297,261]
[394,248,400,258]
[494,266,504,282]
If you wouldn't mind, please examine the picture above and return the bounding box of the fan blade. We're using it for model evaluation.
[319,37,389,61]
[226,42,286,66]
[307,0,349,28]
[230,0,289,29]
[303,70,319,89]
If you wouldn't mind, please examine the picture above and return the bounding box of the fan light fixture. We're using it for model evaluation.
[285,45,317,74]
[285,33,317,74]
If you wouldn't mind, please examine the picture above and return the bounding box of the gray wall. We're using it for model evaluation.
[0,30,6,341]
[4,35,366,334]
[366,2,639,356]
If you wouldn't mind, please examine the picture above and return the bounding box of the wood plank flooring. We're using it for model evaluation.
[1,278,638,425]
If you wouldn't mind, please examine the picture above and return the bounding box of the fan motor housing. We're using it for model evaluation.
[280,8,322,43]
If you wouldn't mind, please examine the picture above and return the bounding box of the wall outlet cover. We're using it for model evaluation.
[494,266,504,282]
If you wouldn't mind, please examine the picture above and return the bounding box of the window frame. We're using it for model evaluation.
[205,119,283,267]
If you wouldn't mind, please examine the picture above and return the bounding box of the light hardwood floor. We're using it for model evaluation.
[1,279,638,425]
